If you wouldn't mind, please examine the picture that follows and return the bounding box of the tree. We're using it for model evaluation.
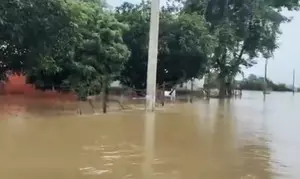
[25,0,103,92]
[157,12,216,89]
[239,74,292,92]
[115,2,150,90]
[0,0,74,81]
[181,0,298,97]
[68,7,130,112]
[1,0,130,106]
[116,1,216,91]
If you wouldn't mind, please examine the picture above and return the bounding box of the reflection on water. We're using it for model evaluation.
[0,91,300,179]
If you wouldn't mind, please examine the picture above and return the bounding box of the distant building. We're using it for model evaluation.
[176,78,205,90]
[110,80,122,87]
[109,78,206,91]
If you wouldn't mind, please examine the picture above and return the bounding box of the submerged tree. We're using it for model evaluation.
[0,0,74,82]
[69,6,130,112]
[116,1,216,91]
[1,0,130,105]
[182,0,298,97]
[239,74,292,91]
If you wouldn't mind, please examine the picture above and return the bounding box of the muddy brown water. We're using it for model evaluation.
[0,91,300,179]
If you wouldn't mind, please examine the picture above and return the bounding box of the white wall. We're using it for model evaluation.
[176,78,205,90]
[110,78,206,90]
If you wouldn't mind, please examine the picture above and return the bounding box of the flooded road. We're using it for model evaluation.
[0,91,300,179]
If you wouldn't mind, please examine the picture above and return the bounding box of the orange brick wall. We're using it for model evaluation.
[1,74,76,101]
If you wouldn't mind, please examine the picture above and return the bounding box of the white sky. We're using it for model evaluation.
[109,0,300,86]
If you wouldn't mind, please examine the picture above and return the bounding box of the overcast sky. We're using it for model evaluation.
[110,0,300,86]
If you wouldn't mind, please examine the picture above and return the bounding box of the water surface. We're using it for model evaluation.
[0,91,299,179]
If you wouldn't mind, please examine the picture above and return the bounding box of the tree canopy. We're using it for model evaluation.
[0,0,299,99]
[115,1,216,90]
[181,0,297,96]
[0,0,73,79]
[239,74,292,92]
[1,0,129,99]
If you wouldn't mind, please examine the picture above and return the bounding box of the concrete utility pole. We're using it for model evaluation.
[263,58,268,96]
[142,112,155,179]
[293,69,295,95]
[146,0,160,111]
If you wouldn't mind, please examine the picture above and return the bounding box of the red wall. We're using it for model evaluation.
[1,74,76,101]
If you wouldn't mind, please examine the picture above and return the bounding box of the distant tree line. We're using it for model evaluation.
[239,74,293,92]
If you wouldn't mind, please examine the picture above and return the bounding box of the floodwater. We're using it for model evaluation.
[0,91,300,179]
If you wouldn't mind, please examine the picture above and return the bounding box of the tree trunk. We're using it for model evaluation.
[0,81,4,95]
[88,98,96,113]
[226,82,233,98]
[119,91,125,109]
[204,73,211,100]
[219,76,226,98]
[190,78,194,103]
[185,83,190,102]
[102,77,109,113]
[161,82,165,106]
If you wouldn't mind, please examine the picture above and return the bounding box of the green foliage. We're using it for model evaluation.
[181,0,297,97]
[1,0,299,99]
[0,0,73,80]
[115,2,150,89]
[158,12,216,88]
[0,0,129,98]
[67,7,130,98]
[116,1,216,90]
[239,74,292,92]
